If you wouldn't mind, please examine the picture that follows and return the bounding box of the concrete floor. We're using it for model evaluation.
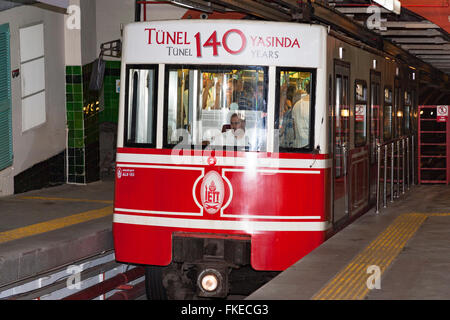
[0,180,115,286]
[247,184,450,300]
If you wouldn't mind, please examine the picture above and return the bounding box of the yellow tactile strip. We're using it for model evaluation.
[0,196,113,244]
[312,213,450,300]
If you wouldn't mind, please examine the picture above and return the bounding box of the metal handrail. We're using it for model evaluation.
[376,135,415,214]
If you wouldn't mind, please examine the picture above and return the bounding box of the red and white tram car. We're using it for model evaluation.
[113,20,417,299]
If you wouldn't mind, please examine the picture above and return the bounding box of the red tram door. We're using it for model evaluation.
[369,71,381,205]
[333,62,350,223]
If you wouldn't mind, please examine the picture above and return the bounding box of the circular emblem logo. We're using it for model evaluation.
[207,156,217,166]
[200,171,225,214]
[117,167,122,179]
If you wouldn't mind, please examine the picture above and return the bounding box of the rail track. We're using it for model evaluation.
[0,250,145,300]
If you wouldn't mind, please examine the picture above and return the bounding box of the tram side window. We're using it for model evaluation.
[370,78,381,164]
[165,66,268,151]
[354,80,367,147]
[125,67,157,146]
[394,86,403,138]
[383,87,393,141]
[404,91,411,134]
[276,69,314,151]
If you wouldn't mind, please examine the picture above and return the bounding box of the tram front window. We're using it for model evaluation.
[165,66,268,151]
[276,69,313,150]
[125,67,157,146]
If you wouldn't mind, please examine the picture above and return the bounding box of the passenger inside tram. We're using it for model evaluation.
[278,71,312,150]
[291,87,310,148]
[201,74,221,110]
[225,78,236,109]
[255,81,267,113]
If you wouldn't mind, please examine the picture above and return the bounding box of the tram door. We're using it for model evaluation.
[369,71,381,205]
[333,62,350,223]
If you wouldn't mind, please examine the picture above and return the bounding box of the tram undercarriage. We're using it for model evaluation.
[146,233,279,299]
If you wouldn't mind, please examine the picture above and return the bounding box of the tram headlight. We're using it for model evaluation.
[197,268,226,297]
[201,273,219,292]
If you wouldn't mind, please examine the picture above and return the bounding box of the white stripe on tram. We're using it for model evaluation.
[114,207,321,220]
[116,153,332,169]
[113,213,331,232]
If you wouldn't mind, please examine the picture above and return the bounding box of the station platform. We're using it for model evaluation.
[247,184,450,300]
[0,180,115,288]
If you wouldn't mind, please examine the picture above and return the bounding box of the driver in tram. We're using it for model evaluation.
[211,113,249,149]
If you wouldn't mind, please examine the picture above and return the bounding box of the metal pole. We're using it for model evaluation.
[376,144,381,214]
[343,145,349,215]
[390,142,394,202]
[384,144,387,208]
[411,135,415,186]
[396,140,400,198]
[406,136,410,190]
[402,138,405,194]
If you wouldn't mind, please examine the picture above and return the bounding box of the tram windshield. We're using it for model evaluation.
[165,66,268,151]
[124,64,315,153]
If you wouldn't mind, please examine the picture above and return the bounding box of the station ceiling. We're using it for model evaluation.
[4,0,450,77]
[329,0,450,76]
[4,0,450,79]
[0,0,68,10]
[2,0,449,102]
[181,0,450,73]
[0,0,28,11]
[172,0,450,102]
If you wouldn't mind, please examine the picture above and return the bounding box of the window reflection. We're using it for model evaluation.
[384,87,393,141]
[355,81,367,147]
[166,66,267,151]
[126,67,156,145]
[277,70,313,150]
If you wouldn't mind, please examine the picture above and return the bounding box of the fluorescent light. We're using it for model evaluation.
[393,0,401,14]
[171,0,213,13]
[373,0,401,15]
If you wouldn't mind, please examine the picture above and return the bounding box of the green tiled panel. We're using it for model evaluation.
[66,62,103,182]
[74,102,83,112]
[73,84,82,94]
[106,60,121,69]
[74,120,83,130]
[72,66,81,75]
[73,93,82,102]
[74,138,84,148]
